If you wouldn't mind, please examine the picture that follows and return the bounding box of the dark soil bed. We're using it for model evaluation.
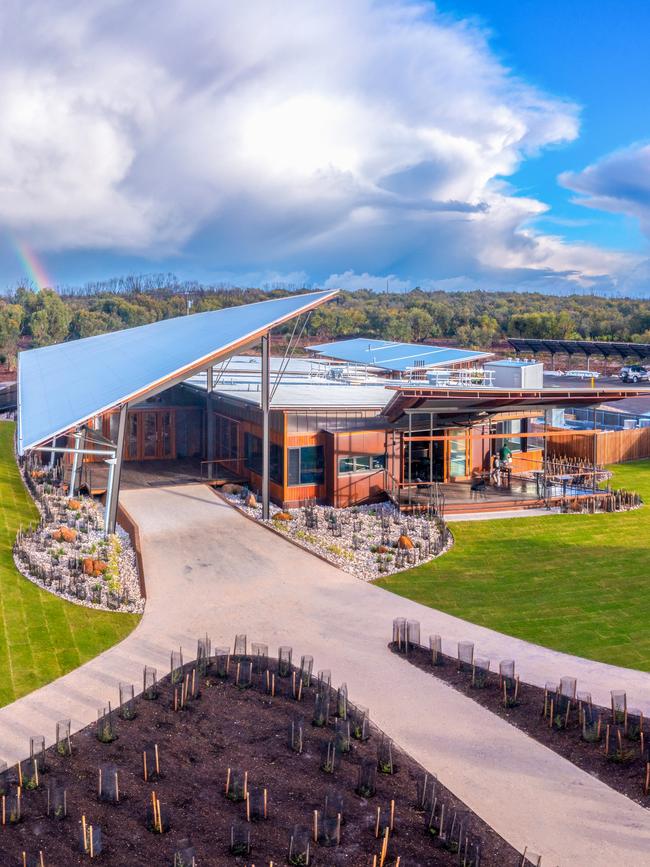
[0,652,517,866]
[389,640,650,809]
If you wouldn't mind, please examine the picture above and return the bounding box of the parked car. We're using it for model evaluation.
[565,369,601,380]
[619,364,649,383]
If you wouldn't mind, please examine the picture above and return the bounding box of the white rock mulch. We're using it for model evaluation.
[221,489,453,580]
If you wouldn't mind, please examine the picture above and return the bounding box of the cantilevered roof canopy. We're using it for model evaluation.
[307,338,491,372]
[18,289,337,454]
[383,385,650,423]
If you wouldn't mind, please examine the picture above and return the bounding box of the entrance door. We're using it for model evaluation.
[141,410,175,460]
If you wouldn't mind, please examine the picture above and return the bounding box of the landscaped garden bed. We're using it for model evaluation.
[0,639,516,866]
[13,462,143,614]
[389,619,650,809]
[221,486,453,580]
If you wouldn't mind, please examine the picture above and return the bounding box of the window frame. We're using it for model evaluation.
[337,453,386,476]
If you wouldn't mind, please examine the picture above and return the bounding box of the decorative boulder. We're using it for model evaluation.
[51,526,77,543]
[82,557,95,575]
[274,512,293,521]
[377,545,390,554]
[397,534,414,550]
[246,493,257,508]
[221,484,243,495]
[93,560,108,574]
[67,499,82,511]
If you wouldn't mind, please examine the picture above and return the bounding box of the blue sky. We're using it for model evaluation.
[0,0,648,295]
[440,0,650,252]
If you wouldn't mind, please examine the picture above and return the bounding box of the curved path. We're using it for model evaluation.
[1,483,650,865]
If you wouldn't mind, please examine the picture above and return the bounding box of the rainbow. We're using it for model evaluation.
[12,238,53,291]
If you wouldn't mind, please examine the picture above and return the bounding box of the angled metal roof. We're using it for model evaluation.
[18,289,337,454]
[307,337,491,371]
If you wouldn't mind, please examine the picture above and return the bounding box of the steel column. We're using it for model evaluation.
[68,431,82,499]
[261,333,270,519]
[106,404,127,535]
[206,365,216,467]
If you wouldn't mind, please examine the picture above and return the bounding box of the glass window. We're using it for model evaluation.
[338,454,386,475]
[288,445,325,485]
[244,433,283,484]
[449,431,467,478]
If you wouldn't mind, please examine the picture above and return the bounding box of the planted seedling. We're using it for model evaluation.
[471,658,490,689]
[118,683,137,721]
[79,816,102,858]
[2,788,22,825]
[313,808,341,846]
[170,648,184,685]
[98,764,120,804]
[245,786,268,821]
[350,704,370,741]
[47,781,68,821]
[251,642,268,675]
[335,719,351,755]
[313,691,329,728]
[214,648,230,679]
[289,717,304,754]
[377,735,396,775]
[147,791,170,834]
[288,825,311,865]
[142,743,161,782]
[56,719,72,757]
[429,634,443,666]
[142,666,159,700]
[374,800,395,839]
[173,839,196,867]
[96,705,117,744]
[225,768,248,802]
[299,654,314,687]
[357,758,377,798]
[320,740,336,774]
[229,821,251,856]
[336,683,348,719]
[278,645,293,678]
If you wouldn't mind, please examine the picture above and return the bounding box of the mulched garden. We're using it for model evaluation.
[389,621,650,809]
[0,643,517,866]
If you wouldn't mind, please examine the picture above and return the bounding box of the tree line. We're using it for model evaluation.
[1,280,650,365]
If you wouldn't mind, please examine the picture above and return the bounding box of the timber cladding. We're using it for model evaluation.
[548,427,650,465]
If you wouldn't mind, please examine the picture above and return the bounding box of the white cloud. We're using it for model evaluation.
[0,0,639,290]
[560,143,650,237]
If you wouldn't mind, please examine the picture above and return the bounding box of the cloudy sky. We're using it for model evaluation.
[1,0,649,294]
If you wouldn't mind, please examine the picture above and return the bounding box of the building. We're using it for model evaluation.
[17,294,650,523]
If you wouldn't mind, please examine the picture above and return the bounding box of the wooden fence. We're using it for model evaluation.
[548,427,650,465]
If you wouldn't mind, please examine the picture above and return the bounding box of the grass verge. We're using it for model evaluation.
[376,460,650,671]
[0,421,140,707]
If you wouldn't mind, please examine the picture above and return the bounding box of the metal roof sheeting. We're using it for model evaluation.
[508,337,650,361]
[307,337,491,371]
[18,289,337,453]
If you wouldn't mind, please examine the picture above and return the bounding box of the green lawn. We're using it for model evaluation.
[376,460,650,671]
[0,421,140,707]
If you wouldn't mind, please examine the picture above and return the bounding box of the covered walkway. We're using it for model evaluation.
[1,485,650,864]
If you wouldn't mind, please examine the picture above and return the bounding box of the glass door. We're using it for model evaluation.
[126,413,139,460]
[143,412,158,458]
[159,411,173,458]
